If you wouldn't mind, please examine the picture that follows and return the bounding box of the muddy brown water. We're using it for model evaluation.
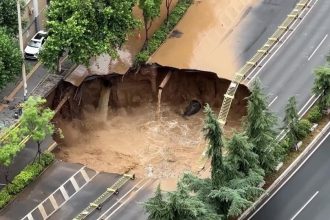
[54,70,249,191]
[53,0,260,190]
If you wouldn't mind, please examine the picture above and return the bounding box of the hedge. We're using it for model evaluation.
[0,152,54,209]
[306,105,323,123]
[296,119,312,141]
[135,0,193,64]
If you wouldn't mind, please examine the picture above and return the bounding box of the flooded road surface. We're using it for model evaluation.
[149,0,259,80]
[56,104,206,180]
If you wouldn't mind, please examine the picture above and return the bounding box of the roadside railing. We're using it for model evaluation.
[218,0,312,126]
[73,173,135,220]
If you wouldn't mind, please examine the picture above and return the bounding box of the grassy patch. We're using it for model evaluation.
[0,152,54,209]
[135,0,193,64]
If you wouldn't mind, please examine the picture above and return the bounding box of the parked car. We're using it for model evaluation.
[24,30,48,60]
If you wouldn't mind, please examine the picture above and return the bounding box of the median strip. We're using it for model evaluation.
[73,173,135,220]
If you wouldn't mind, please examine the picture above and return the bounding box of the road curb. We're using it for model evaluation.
[47,142,58,152]
[239,120,330,219]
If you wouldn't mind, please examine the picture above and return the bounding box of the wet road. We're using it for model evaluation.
[243,0,330,219]
[235,0,300,64]
[246,0,330,120]
[248,123,330,220]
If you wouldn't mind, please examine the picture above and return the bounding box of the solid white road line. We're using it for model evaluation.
[268,96,278,107]
[276,93,320,141]
[248,122,330,219]
[298,94,316,115]
[290,191,319,220]
[246,0,319,86]
[96,179,147,220]
[299,94,322,120]
[104,179,153,220]
[308,34,328,61]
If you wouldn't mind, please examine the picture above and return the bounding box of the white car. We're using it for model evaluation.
[24,30,48,60]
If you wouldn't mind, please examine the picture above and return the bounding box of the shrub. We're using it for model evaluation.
[0,190,12,208]
[7,163,43,194]
[307,105,322,123]
[280,138,292,153]
[297,119,312,141]
[135,0,193,64]
[40,152,55,167]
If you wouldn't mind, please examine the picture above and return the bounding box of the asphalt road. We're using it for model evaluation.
[246,0,330,120]
[234,0,300,65]
[249,123,330,220]
[0,161,83,219]
[49,172,130,220]
[106,179,158,220]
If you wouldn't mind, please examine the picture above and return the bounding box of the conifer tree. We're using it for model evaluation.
[145,185,168,220]
[283,96,300,148]
[313,66,330,109]
[203,104,225,188]
[226,133,259,175]
[244,79,278,173]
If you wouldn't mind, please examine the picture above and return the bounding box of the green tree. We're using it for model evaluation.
[0,0,17,35]
[283,96,300,149]
[209,170,264,218]
[0,128,25,184]
[203,104,225,188]
[244,79,278,173]
[20,96,55,161]
[139,0,162,43]
[145,185,168,220]
[0,28,22,89]
[145,182,221,220]
[313,66,330,109]
[40,0,138,72]
[226,133,259,176]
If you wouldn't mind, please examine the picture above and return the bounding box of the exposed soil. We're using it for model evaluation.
[54,70,249,185]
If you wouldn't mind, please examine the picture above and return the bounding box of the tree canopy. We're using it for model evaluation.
[139,0,162,42]
[283,96,300,147]
[313,66,330,109]
[145,183,221,220]
[226,132,259,176]
[0,128,24,184]
[20,96,55,160]
[40,0,138,71]
[0,27,22,89]
[0,0,18,35]
[203,104,225,188]
[244,79,278,173]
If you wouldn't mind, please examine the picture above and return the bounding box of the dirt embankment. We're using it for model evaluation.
[53,67,249,180]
